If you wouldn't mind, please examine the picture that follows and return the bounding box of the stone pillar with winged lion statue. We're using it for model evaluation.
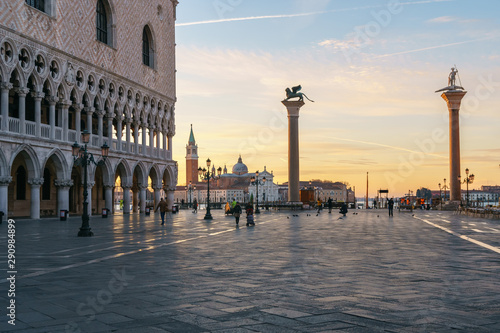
[436,67,467,204]
[282,85,314,205]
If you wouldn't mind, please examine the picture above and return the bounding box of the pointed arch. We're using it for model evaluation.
[114,158,132,185]
[148,163,162,188]
[10,144,41,179]
[42,148,69,180]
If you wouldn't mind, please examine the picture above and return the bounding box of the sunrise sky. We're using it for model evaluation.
[173,0,500,197]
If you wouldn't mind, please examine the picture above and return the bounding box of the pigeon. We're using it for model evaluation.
[287,216,290,219]
[316,214,319,216]
[377,215,379,217]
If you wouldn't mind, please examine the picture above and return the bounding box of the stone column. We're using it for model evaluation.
[153,185,162,210]
[60,100,71,142]
[74,103,83,142]
[28,178,44,219]
[133,121,140,154]
[441,90,467,202]
[85,181,95,216]
[122,183,132,214]
[156,130,161,157]
[84,107,95,143]
[165,185,175,217]
[117,115,123,151]
[142,123,147,156]
[106,114,114,146]
[103,183,114,213]
[32,92,45,137]
[55,179,73,213]
[281,100,305,203]
[132,184,139,213]
[0,176,12,218]
[1,83,12,131]
[125,117,132,153]
[97,109,105,146]
[139,185,147,213]
[47,96,59,140]
[149,125,155,157]
[162,130,167,155]
[17,88,29,135]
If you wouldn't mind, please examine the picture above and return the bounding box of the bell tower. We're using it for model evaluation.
[186,124,199,185]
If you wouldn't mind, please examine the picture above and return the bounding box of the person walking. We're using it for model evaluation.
[155,198,169,225]
[388,198,394,217]
[193,198,198,213]
[233,202,242,226]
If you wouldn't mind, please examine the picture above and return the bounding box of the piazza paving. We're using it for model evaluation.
[0,208,499,332]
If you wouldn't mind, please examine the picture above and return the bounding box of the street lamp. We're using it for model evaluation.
[72,130,109,237]
[185,181,196,208]
[198,158,221,220]
[438,182,443,210]
[251,170,266,214]
[442,178,448,203]
[459,168,475,207]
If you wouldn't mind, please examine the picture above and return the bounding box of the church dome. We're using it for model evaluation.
[232,155,248,175]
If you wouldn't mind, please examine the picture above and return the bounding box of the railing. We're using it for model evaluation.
[0,115,2,130]
[55,127,62,140]
[154,148,158,157]
[92,136,100,147]
[8,118,20,133]
[26,121,36,136]
[68,130,76,143]
[41,124,50,138]
[139,145,143,154]
[121,142,126,151]
[112,139,118,150]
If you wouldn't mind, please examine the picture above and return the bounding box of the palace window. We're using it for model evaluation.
[96,0,108,44]
[26,0,45,12]
[142,26,154,68]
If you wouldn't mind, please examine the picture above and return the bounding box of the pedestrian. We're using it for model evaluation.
[233,202,242,225]
[155,197,169,225]
[327,197,333,214]
[193,198,198,213]
[317,198,322,214]
[388,198,394,217]
[245,203,254,226]
[340,202,348,216]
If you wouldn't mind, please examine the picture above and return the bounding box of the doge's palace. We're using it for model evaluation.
[0,0,179,219]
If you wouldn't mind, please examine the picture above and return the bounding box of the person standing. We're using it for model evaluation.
[155,198,169,225]
[193,198,198,213]
[388,198,394,217]
[327,197,333,214]
[233,202,242,225]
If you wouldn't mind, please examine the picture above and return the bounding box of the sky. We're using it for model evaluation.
[173,0,500,197]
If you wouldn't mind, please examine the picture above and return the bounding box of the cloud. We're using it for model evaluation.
[427,16,457,23]
[176,0,456,27]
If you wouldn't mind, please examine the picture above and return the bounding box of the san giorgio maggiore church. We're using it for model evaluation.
[0,0,179,219]
[175,125,281,205]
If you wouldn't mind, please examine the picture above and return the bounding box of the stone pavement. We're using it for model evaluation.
[0,208,499,332]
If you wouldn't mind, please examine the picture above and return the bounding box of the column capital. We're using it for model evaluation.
[153,185,163,191]
[31,91,45,100]
[121,182,133,189]
[58,100,72,109]
[441,91,467,111]
[15,87,30,97]
[46,96,59,106]
[125,116,133,124]
[83,181,96,188]
[84,107,95,115]
[54,179,74,188]
[28,178,45,186]
[73,103,84,111]
[164,185,176,192]
[0,83,13,91]
[96,109,106,118]
[105,112,115,120]
[139,184,148,190]
[103,182,115,189]
[0,176,13,185]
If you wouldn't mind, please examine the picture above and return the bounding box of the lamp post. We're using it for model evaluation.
[72,130,109,237]
[442,178,448,203]
[458,168,474,207]
[198,158,221,220]
[251,170,266,214]
[185,181,196,208]
[438,182,443,210]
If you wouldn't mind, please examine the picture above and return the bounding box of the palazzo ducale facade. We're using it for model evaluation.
[0,0,179,219]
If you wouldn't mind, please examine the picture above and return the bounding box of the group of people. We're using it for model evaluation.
[231,201,255,226]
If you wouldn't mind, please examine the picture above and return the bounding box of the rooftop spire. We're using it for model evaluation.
[188,124,196,144]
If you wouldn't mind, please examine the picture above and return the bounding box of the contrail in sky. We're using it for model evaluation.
[324,136,447,159]
[373,36,498,58]
[176,0,455,27]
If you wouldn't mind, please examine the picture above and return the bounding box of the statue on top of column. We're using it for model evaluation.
[284,85,314,102]
[435,66,465,93]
